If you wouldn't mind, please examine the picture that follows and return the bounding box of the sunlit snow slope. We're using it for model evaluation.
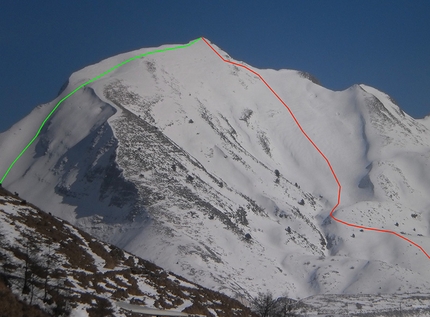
[1,38,430,298]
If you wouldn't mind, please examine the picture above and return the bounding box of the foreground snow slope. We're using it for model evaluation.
[1,38,429,298]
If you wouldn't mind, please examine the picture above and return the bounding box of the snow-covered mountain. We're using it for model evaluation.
[1,38,430,299]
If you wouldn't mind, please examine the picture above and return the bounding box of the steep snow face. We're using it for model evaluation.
[1,39,430,298]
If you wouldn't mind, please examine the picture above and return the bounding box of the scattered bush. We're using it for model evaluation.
[87,297,113,317]
[236,207,249,226]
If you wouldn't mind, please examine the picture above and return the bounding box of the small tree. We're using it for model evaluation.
[252,292,296,317]
[43,243,58,303]
[275,170,280,178]
[252,292,279,317]
[20,235,41,295]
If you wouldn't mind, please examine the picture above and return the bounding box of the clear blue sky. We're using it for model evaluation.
[1,1,429,132]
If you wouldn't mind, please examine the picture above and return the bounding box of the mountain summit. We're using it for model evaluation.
[1,38,430,298]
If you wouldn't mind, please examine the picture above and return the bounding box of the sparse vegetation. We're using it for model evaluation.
[257,131,271,156]
[236,207,249,226]
[0,186,256,317]
[239,109,254,125]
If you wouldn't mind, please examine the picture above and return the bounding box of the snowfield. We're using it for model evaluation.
[1,38,430,301]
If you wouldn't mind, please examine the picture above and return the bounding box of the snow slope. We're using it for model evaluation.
[1,38,430,299]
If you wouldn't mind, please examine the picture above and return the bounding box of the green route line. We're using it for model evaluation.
[0,38,202,184]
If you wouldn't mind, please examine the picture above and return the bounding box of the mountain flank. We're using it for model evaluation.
[0,186,256,316]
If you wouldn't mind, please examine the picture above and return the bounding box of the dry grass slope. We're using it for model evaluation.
[0,186,257,317]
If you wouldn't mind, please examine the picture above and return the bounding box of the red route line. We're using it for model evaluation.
[201,37,430,260]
